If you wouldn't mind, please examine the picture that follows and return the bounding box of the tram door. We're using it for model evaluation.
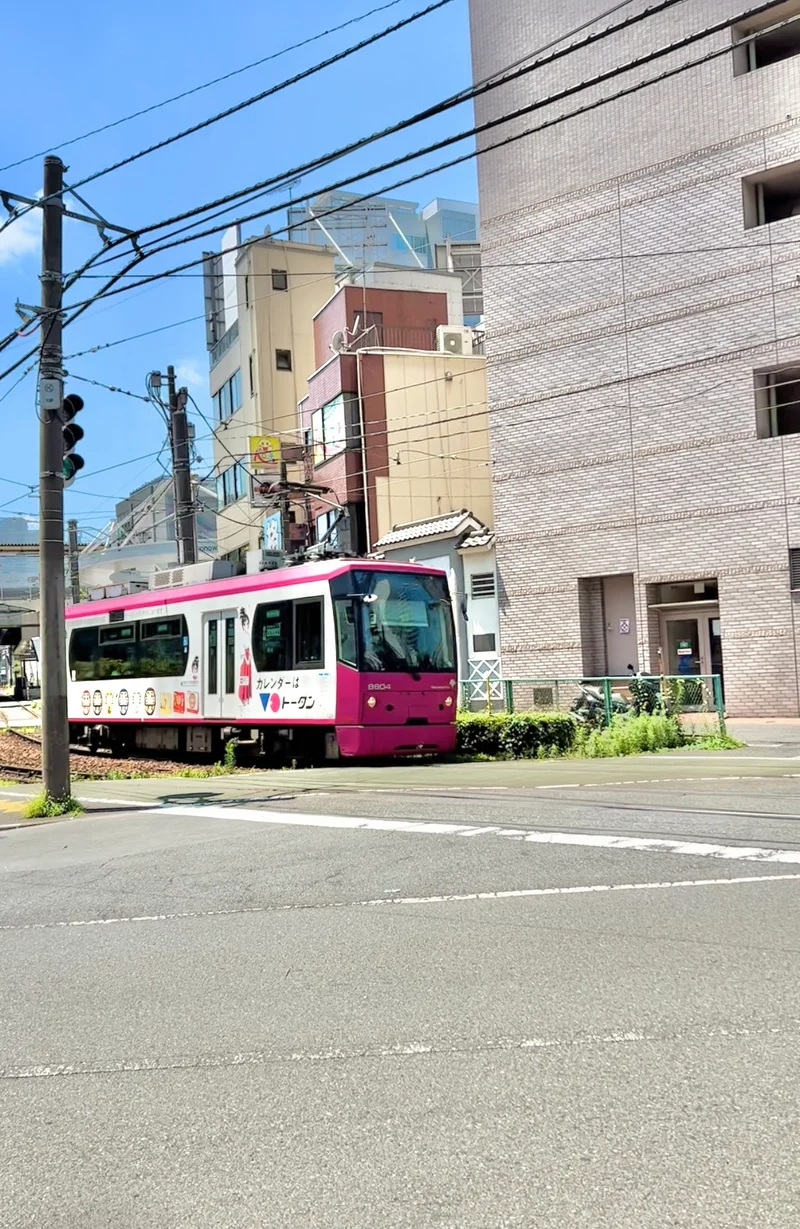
[202,611,238,719]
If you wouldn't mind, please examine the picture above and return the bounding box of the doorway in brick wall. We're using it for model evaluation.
[658,607,723,697]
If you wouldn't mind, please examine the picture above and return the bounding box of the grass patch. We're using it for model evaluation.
[688,730,744,750]
[455,709,726,761]
[573,711,686,758]
[22,793,84,819]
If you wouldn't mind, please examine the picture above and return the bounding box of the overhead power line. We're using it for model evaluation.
[0,1,788,395]
[91,0,694,256]
[0,0,415,174]
[0,0,685,375]
[13,0,454,224]
[56,2,797,321]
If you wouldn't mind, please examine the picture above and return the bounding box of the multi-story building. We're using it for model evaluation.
[287,192,483,323]
[299,272,492,552]
[114,477,217,554]
[203,227,336,562]
[0,516,40,655]
[470,0,800,713]
[298,272,500,691]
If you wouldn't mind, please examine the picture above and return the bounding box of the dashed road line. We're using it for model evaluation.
[4,872,797,934]
[2,1020,794,1081]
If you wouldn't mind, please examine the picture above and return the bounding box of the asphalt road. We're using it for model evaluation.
[2,773,800,1228]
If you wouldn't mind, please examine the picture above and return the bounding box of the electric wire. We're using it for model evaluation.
[0,0,416,174]
[77,0,695,263]
[6,0,454,229]
[56,4,800,320]
[0,0,780,381]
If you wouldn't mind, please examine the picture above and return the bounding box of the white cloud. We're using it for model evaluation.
[0,210,39,267]
[175,358,206,390]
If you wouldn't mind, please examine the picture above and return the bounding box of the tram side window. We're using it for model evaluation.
[252,602,292,672]
[140,618,188,678]
[68,616,189,681]
[69,626,100,682]
[252,599,324,671]
[295,600,323,668]
[96,624,138,679]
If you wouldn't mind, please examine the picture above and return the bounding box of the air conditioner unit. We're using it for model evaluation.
[260,550,285,571]
[436,325,473,356]
[149,560,234,590]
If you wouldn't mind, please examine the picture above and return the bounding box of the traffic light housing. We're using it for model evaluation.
[62,393,85,486]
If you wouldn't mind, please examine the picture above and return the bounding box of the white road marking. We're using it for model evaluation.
[3,872,798,933]
[159,803,800,864]
[2,1020,793,1081]
[0,790,152,809]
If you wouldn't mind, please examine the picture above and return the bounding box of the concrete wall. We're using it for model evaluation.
[470,0,800,714]
[374,352,492,541]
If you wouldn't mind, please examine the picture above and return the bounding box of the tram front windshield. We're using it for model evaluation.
[332,570,456,674]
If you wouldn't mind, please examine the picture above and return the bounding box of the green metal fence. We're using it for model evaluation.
[461,674,725,728]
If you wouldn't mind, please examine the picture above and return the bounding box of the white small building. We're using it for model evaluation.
[372,509,501,707]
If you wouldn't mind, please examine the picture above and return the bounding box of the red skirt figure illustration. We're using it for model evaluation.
[238,647,253,703]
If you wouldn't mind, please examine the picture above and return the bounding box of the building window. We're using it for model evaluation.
[311,394,348,466]
[248,354,255,397]
[244,275,250,307]
[271,268,288,292]
[470,572,496,599]
[213,369,242,422]
[732,3,800,76]
[755,366,800,437]
[275,349,292,371]
[316,508,340,547]
[743,160,800,228]
[472,632,497,654]
[790,548,800,590]
[217,460,247,507]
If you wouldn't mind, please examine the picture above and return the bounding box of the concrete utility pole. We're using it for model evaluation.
[38,156,70,801]
[67,519,81,605]
[166,365,197,566]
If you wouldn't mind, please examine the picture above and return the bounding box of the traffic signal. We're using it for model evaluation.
[62,393,85,486]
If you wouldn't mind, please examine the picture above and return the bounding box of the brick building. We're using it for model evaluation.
[301,276,491,553]
[469,0,800,713]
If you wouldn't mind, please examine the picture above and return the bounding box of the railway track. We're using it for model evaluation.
[5,729,107,759]
[0,763,39,782]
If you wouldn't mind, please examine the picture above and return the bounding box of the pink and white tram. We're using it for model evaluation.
[66,559,458,759]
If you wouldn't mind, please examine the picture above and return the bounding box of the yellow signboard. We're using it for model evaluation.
[249,435,281,474]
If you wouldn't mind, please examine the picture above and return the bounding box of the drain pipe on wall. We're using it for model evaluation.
[356,349,371,554]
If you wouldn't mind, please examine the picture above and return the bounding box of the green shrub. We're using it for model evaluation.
[574,711,686,758]
[457,711,577,759]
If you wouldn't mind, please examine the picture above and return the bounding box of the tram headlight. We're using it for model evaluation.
[445,696,453,707]
[366,695,377,708]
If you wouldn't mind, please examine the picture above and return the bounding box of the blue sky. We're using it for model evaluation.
[0,0,476,539]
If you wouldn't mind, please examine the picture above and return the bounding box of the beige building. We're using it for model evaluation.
[470,0,800,713]
[374,349,492,540]
[203,229,336,561]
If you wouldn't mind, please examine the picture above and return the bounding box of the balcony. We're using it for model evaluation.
[348,324,437,352]
[209,318,239,370]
